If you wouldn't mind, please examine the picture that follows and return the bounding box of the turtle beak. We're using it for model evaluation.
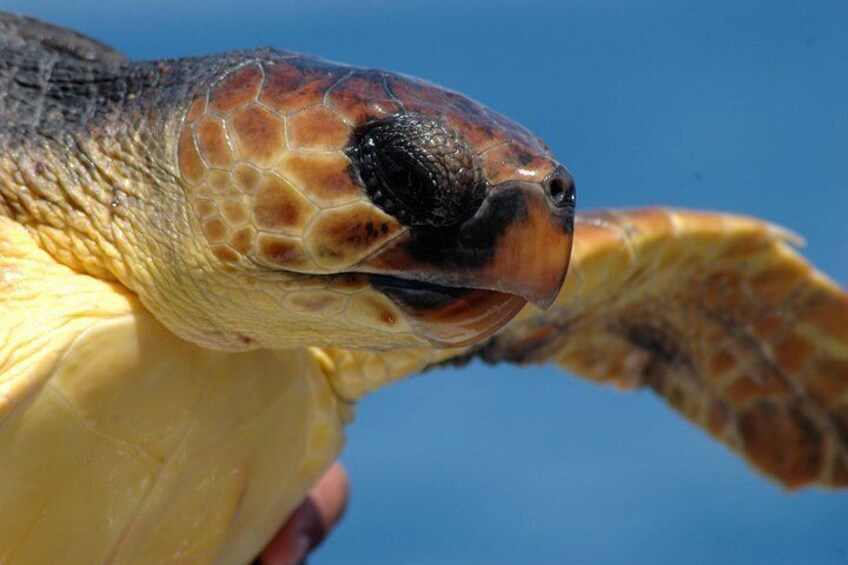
[360,177,574,345]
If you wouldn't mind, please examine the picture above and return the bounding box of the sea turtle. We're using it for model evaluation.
[1,12,846,564]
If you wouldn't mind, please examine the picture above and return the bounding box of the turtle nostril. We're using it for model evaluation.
[549,178,568,205]
[544,166,576,209]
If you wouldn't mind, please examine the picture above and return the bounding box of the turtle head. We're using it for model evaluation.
[172,52,574,350]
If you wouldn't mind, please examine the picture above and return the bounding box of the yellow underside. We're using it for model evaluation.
[0,217,345,564]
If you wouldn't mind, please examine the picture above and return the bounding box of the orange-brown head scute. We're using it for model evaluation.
[177,51,574,347]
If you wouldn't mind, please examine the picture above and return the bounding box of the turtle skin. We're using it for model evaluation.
[1,11,847,565]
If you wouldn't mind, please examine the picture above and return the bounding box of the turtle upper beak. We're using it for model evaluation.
[361,174,575,310]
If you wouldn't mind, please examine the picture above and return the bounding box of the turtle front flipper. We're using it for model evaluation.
[447,208,848,489]
[0,217,344,564]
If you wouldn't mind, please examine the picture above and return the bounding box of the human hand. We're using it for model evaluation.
[256,463,350,564]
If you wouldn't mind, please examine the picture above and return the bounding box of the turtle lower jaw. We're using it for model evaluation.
[371,275,527,347]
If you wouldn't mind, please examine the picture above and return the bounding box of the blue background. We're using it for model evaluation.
[6,1,847,563]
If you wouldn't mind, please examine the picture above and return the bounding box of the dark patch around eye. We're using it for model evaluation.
[347,113,487,227]
[402,186,529,270]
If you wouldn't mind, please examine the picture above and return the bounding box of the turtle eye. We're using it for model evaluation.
[349,114,487,228]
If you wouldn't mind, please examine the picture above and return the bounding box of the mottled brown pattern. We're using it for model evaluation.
[383,73,452,113]
[305,204,400,269]
[276,153,360,206]
[259,61,345,114]
[219,200,249,226]
[806,359,848,406]
[193,199,216,220]
[177,128,205,185]
[229,226,255,254]
[233,163,260,193]
[212,245,239,263]
[195,117,233,168]
[206,170,235,195]
[751,313,783,340]
[229,105,286,168]
[287,106,349,151]
[184,96,207,123]
[257,233,310,268]
[749,262,808,305]
[326,71,403,124]
[806,296,848,343]
[738,403,824,487]
[202,217,229,243]
[709,350,736,376]
[445,108,507,154]
[387,72,545,158]
[486,112,550,156]
[178,52,568,276]
[252,174,314,233]
[774,334,817,374]
[210,64,263,114]
[725,370,793,405]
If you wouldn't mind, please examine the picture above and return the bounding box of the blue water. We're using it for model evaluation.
[9,1,848,563]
